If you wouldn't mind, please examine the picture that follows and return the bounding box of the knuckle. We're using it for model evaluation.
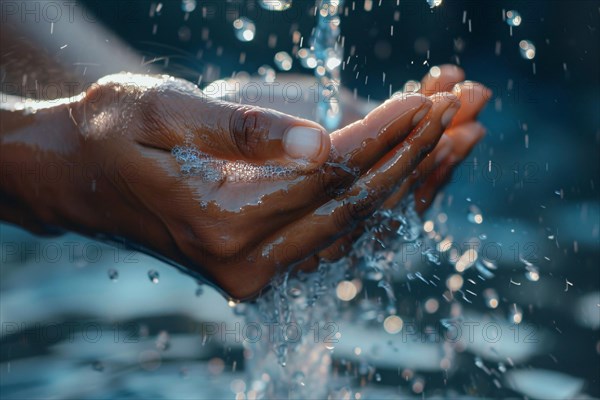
[229,106,271,158]
[348,190,380,221]
[334,203,356,231]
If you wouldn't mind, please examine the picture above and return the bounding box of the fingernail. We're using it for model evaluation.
[465,123,487,141]
[441,103,460,128]
[283,126,324,159]
[412,102,432,126]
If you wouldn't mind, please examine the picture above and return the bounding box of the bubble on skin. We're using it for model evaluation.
[233,17,256,42]
[172,143,299,183]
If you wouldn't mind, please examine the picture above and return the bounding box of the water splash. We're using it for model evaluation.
[308,0,345,130]
[243,196,432,398]
[171,142,299,183]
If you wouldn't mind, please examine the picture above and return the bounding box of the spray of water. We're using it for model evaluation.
[242,195,436,399]
[309,0,345,131]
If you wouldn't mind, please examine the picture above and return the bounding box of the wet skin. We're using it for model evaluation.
[0,65,490,300]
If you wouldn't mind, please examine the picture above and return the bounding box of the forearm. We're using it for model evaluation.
[0,102,82,232]
[1,2,150,101]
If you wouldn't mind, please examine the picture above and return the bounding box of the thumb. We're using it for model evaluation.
[196,99,331,169]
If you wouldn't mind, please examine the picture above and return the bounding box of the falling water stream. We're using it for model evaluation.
[310,0,345,130]
[227,1,456,398]
[165,0,516,398]
[242,196,429,399]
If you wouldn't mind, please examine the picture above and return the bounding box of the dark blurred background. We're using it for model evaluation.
[1,0,598,398]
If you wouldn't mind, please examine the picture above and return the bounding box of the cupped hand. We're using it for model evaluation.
[386,65,491,213]
[317,65,491,262]
[64,73,455,300]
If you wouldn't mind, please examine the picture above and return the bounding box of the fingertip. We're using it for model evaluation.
[282,124,330,164]
[429,92,461,129]
[430,64,465,80]
[445,121,486,161]
[352,92,432,133]
[380,92,432,114]
[474,121,487,137]
[421,65,465,95]
[430,91,461,103]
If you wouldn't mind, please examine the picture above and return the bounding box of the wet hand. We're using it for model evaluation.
[63,73,455,300]
[318,65,491,262]
[384,65,491,213]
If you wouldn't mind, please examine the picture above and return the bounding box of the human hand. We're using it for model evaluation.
[316,65,491,261]
[1,72,459,299]
[69,74,459,299]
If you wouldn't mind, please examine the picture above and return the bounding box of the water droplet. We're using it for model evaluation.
[525,267,540,282]
[233,17,255,42]
[427,0,443,8]
[257,65,276,83]
[181,0,196,12]
[467,205,484,224]
[274,51,293,71]
[148,270,160,284]
[259,0,292,11]
[377,280,397,302]
[107,268,118,281]
[155,330,170,351]
[519,40,536,60]
[383,315,403,334]
[483,288,499,309]
[510,304,523,324]
[505,10,522,26]
[297,48,317,69]
[292,371,305,386]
